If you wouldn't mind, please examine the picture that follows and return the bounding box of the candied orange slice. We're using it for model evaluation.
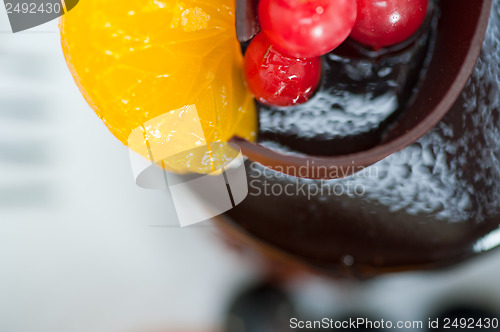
[60,0,256,173]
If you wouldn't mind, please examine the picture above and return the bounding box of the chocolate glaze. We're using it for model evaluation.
[222,1,500,276]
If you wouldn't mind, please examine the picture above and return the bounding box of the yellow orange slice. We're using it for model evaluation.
[60,0,256,173]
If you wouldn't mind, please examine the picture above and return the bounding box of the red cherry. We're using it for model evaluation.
[243,33,321,107]
[350,0,429,49]
[258,0,357,58]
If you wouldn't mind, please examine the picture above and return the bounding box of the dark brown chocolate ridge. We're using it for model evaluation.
[236,0,260,43]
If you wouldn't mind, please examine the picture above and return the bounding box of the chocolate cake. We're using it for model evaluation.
[219,0,500,277]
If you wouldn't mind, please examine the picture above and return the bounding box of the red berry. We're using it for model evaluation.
[258,0,357,58]
[350,0,429,49]
[243,33,321,107]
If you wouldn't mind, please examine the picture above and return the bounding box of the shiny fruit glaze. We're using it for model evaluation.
[258,0,357,58]
[243,33,322,107]
[350,0,429,49]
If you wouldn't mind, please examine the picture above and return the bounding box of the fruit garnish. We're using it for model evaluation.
[243,33,322,107]
[350,0,429,49]
[60,0,257,174]
[258,0,357,58]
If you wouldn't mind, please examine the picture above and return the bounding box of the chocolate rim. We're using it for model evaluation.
[231,0,493,180]
[214,216,500,278]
